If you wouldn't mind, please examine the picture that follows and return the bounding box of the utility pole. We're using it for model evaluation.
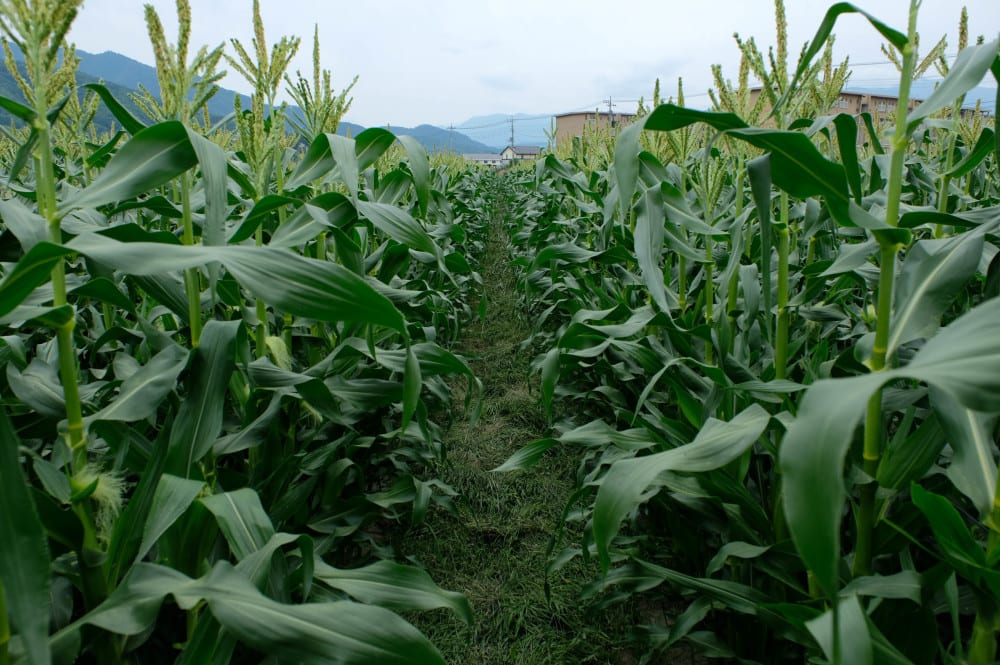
[509,117,515,149]
[606,97,615,128]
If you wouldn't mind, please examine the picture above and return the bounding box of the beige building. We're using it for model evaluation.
[748,87,988,145]
[554,111,637,147]
[500,145,541,162]
[833,89,986,121]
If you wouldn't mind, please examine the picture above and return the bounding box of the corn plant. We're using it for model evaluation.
[285,25,356,142]
[0,2,487,663]
[497,2,1000,662]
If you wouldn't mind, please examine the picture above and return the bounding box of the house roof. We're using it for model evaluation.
[554,110,637,119]
[505,145,541,155]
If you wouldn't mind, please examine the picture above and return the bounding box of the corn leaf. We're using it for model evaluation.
[135,474,206,565]
[782,297,1000,597]
[61,121,198,212]
[201,489,275,561]
[0,409,51,665]
[68,233,407,333]
[86,344,189,425]
[165,320,240,477]
[593,404,770,570]
[314,559,472,624]
[56,562,447,665]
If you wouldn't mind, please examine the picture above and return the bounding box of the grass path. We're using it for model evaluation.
[402,196,642,664]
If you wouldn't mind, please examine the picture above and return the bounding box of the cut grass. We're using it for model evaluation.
[400,202,643,664]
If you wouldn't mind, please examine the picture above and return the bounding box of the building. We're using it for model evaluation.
[464,153,504,168]
[554,111,637,147]
[500,145,541,161]
[748,87,990,146]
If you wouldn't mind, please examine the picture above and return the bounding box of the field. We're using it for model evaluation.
[2,0,1000,664]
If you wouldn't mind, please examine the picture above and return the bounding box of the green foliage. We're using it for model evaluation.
[495,2,1000,663]
[0,3,488,664]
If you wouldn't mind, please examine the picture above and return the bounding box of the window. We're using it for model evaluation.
[839,98,849,108]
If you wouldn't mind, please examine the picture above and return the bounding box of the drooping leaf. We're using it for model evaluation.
[7,358,64,418]
[58,562,447,665]
[357,201,439,257]
[229,195,301,243]
[87,344,188,425]
[888,231,984,358]
[314,559,472,624]
[61,121,198,212]
[906,40,1000,133]
[730,127,849,205]
[705,542,771,577]
[0,95,35,122]
[0,198,48,252]
[134,474,205,564]
[68,233,407,333]
[285,132,338,190]
[840,570,922,603]
[833,113,863,203]
[201,489,275,561]
[934,388,998,520]
[644,105,747,133]
[0,242,73,319]
[69,277,135,312]
[644,105,851,211]
[354,127,396,171]
[593,404,771,569]
[492,438,560,473]
[779,3,907,117]
[906,296,1000,411]
[911,484,987,578]
[0,409,51,665]
[183,126,229,249]
[83,83,146,135]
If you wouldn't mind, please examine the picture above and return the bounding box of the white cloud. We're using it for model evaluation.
[68,0,1000,127]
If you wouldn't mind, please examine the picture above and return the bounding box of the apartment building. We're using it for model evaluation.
[554,111,637,147]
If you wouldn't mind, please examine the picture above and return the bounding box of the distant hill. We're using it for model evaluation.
[77,50,161,99]
[0,61,148,136]
[75,49,247,120]
[456,112,552,151]
[392,124,496,154]
[297,118,495,154]
[0,48,495,154]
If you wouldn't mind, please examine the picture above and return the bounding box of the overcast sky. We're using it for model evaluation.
[68,1,999,128]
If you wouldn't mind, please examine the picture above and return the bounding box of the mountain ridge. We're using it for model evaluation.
[0,48,498,154]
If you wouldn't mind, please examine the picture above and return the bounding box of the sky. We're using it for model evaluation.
[67,0,1000,129]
